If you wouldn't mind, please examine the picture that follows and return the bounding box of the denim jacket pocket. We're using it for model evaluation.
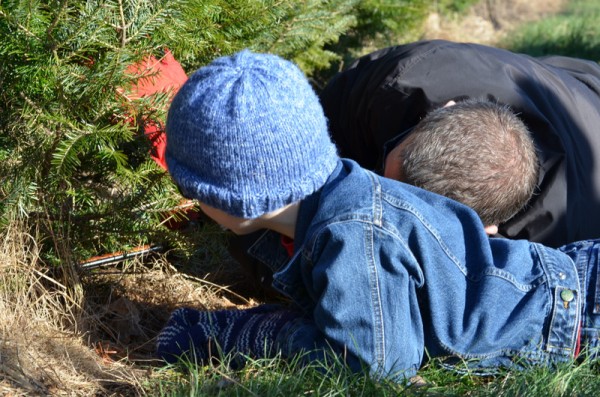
[247,230,291,274]
[271,252,315,313]
[558,239,600,315]
[536,244,581,359]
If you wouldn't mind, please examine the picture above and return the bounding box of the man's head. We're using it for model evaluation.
[165,50,338,219]
[384,99,539,227]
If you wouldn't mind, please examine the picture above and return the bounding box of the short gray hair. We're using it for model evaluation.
[399,99,539,226]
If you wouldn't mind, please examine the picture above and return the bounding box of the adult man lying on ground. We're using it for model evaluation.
[320,39,600,247]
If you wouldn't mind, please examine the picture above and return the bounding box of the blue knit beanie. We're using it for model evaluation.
[165,50,339,218]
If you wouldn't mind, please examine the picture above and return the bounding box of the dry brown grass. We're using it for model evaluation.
[0,221,260,395]
[423,0,567,45]
[0,224,142,395]
[80,255,258,362]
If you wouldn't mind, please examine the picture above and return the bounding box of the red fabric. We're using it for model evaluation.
[121,50,197,231]
[280,235,295,257]
[575,320,582,357]
[124,49,188,170]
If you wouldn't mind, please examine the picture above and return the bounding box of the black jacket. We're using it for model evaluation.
[320,40,600,247]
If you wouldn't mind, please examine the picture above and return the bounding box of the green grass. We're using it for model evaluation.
[501,0,600,61]
[144,1,600,395]
[146,353,600,396]
[150,355,416,396]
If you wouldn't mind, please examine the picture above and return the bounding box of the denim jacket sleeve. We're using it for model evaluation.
[283,218,425,380]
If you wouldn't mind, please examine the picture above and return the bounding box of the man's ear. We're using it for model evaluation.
[484,225,499,236]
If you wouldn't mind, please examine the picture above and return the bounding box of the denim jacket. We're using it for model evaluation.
[248,159,582,380]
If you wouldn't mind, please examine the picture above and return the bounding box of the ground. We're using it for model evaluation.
[423,0,565,43]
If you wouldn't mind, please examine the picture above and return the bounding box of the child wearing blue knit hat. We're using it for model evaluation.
[165,49,338,220]
[158,50,600,382]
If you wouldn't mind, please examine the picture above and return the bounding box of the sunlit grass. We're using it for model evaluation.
[146,1,600,395]
[502,0,600,60]
[147,351,600,396]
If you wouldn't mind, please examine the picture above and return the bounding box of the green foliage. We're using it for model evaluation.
[435,0,479,14]
[307,0,483,73]
[153,0,359,75]
[500,0,600,61]
[0,0,469,264]
[310,0,431,88]
[256,0,360,74]
[353,0,430,43]
[0,0,365,265]
[0,0,179,262]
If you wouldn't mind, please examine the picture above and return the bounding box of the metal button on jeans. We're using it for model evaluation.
[561,289,575,309]
[559,272,567,280]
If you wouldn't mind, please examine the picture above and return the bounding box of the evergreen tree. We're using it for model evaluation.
[156,0,360,75]
[0,0,361,265]
[0,0,442,266]
[311,0,430,87]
